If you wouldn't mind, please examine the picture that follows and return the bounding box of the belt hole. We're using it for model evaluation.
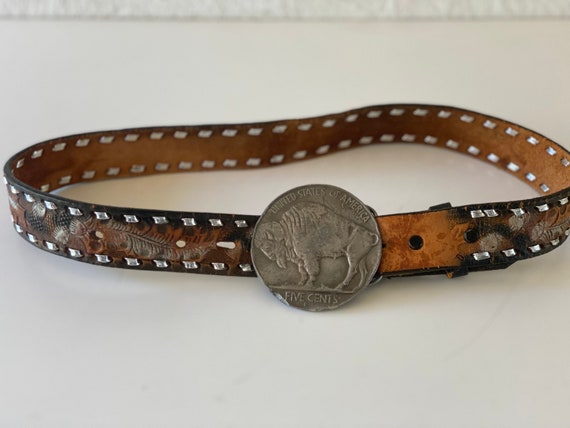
[408,235,424,250]
[464,228,479,243]
[216,241,236,249]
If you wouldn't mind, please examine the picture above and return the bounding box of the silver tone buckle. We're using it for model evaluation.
[252,184,382,311]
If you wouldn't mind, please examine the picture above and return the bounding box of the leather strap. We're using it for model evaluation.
[4,104,570,279]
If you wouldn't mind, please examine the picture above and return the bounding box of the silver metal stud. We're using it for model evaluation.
[201,160,215,168]
[44,201,57,210]
[155,162,170,171]
[52,142,66,151]
[234,220,248,228]
[293,150,307,159]
[130,164,145,173]
[338,139,351,149]
[211,262,226,270]
[380,134,394,142]
[239,263,253,272]
[559,197,569,205]
[153,260,169,268]
[483,120,496,129]
[270,154,284,164]
[76,138,90,147]
[106,167,120,176]
[507,162,520,172]
[528,244,541,253]
[31,149,44,158]
[505,127,518,137]
[82,170,96,179]
[24,193,35,203]
[95,254,111,263]
[68,248,83,258]
[198,130,212,138]
[366,111,381,119]
[209,219,223,227]
[223,159,237,167]
[124,134,139,142]
[467,145,480,155]
[487,153,499,163]
[59,176,72,185]
[424,136,437,144]
[246,158,261,166]
[68,207,83,216]
[484,209,499,217]
[551,238,560,246]
[45,241,59,251]
[526,173,536,182]
[413,108,428,116]
[99,136,114,144]
[316,145,330,155]
[470,210,485,218]
[94,211,110,220]
[536,203,549,212]
[359,136,373,145]
[460,114,474,123]
[540,184,550,193]
[222,129,238,137]
[345,114,358,122]
[472,251,491,261]
[150,132,164,140]
[14,224,23,233]
[152,216,168,224]
[124,214,139,223]
[248,128,263,136]
[446,140,459,149]
[562,158,570,167]
[40,184,50,192]
[125,257,141,266]
[502,248,516,257]
[9,185,19,194]
[546,147,557,156]
[322,119,336,127]
[526,136,539,145]
[182,261,198,269]
[16,159,24,168]
[272,125,287,133]
[510,207,526,216]
[182,217,197,226]
[174,131,188,139]
[27,233,38,243]
[438,110,451,118]
[402,134,415,142]
[178,161,192,170]
[390,108,404,116]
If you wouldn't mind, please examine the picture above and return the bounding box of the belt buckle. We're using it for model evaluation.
[252,184,382,311]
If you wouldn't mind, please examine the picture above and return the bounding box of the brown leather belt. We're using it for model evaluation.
[4,104,570,310]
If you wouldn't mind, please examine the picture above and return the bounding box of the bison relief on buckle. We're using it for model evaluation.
[252,184,382,311]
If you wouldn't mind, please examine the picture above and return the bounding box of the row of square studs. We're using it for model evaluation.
[13,106,570,174]
[469,196,569,219]
[14,223,252,272]
[6,185,250,228]
[472,227,570,262]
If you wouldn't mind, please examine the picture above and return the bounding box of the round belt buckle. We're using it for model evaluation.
[252,184,382,311]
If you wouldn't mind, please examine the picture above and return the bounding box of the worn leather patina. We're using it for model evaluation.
[4,105,570,282]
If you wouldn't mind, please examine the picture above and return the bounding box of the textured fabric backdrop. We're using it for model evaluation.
[1,0,569,18]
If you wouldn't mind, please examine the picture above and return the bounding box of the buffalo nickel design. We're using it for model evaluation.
[252,184,382,311]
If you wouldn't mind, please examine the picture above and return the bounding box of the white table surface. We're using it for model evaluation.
[0,20,569,428]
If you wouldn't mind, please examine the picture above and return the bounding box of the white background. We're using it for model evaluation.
[2,0,570,18]
[0,20,569,427]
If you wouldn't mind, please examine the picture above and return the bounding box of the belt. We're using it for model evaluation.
[4,104,570,311]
